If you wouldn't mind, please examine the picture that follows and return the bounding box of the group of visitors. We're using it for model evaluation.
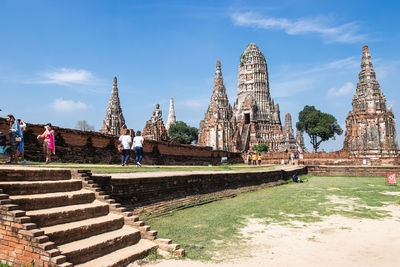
[246,152,262,166]
[118,129,144,167]
[0,114,55,164]
[0,114,27,164]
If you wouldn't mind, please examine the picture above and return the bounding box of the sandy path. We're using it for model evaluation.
[134,204,400,267]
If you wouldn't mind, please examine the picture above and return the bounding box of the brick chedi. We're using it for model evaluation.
[232,43,283,152]
[198,60,234,151]
[296,129,307,152]
[143,104,169,142]
[279,113,298,152]
[343,45,399,160]
[166,97,177,132]
[100,76,127,135]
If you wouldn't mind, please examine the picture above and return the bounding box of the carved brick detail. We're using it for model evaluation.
[343,45,399,159]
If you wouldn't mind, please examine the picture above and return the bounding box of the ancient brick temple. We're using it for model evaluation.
[143,104,169,141]
[231,43,284,152]
[343,45,399,160]
[198,60,234,151]
[199,43,303,153]
[166,97,176,132]
[296,129,307,153]
[279,113,298,152]
[100,76,127,135]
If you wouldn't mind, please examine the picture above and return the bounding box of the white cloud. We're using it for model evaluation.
[51,98,87,112]
[30,68,98,86]
[327,82,354,97]
[231,12,367,43]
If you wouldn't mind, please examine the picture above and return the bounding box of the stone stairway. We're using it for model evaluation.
[0,168,159,266]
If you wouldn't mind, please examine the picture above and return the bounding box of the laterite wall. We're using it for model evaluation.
[0,117,242,165]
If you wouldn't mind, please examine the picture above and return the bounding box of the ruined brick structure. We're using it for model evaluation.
[0,117,242,165]
[198,43,304,153]
[296,129,306,153]
[279,113,298,152]
[198,60,234,151]
[232,43,284,152]
[142,104,169,142]
[343,45,399,161]
[100,76,127,136]
[165,98,176,132]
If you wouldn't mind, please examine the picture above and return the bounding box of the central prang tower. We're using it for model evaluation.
[232,43,283,151]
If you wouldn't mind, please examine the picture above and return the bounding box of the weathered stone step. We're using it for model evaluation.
[42,213,125,245]
[75,239,156,267]
[58,226,141,265]
[0,180,82,195]
[9,189,95,210]
[0,169,72,181]
[26,200,109,227]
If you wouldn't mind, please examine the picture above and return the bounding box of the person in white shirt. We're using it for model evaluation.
[132,130,144,167]
[118,129,132,166]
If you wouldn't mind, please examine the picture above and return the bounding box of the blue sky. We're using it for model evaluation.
[1,0,399,152]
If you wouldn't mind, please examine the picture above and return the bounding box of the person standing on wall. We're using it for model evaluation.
[119,129,132,166]
[37,123,55,164]
[132,130,144,167]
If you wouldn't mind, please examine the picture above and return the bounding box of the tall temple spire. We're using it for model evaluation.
[100,76,126,136]
[166,97,176,131]
[198,60,234,151]
[352,45,386,112]
[231,43,283,152]
[343,45,399,161]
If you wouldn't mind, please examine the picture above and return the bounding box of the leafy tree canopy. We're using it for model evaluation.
[75,120,94,131]
[296,105,343,152]
[252,143,269,153]
[168,121,198,145]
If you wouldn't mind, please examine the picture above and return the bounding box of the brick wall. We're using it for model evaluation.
[92,167,307,211]
[0,117,242,165]
[307,165,400,177]
[258,151,399,165]
[0,187,67,266]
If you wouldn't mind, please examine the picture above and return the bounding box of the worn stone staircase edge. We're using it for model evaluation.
[0,187,72,267]
[71,170,186,256]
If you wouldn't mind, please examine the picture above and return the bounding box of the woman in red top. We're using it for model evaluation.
[37,124,55,164]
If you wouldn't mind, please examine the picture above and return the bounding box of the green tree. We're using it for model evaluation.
[296,105,343,152]
[252,143,269,153]
[168,121,198,145]
[75,120,94,131]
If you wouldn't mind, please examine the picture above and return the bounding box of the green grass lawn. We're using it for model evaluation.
[147,175,400,261]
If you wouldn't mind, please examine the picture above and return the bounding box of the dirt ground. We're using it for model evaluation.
[134,203,400,267]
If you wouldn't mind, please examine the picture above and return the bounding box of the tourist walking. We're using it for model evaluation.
[119,129,132,166]
[257,153,262,166]
[37,124,55,164]
[5,114,20,164]
[247,153,251,165]
[132,130,144,167]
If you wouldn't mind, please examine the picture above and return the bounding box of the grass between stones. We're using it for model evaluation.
[146,175,400,262]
